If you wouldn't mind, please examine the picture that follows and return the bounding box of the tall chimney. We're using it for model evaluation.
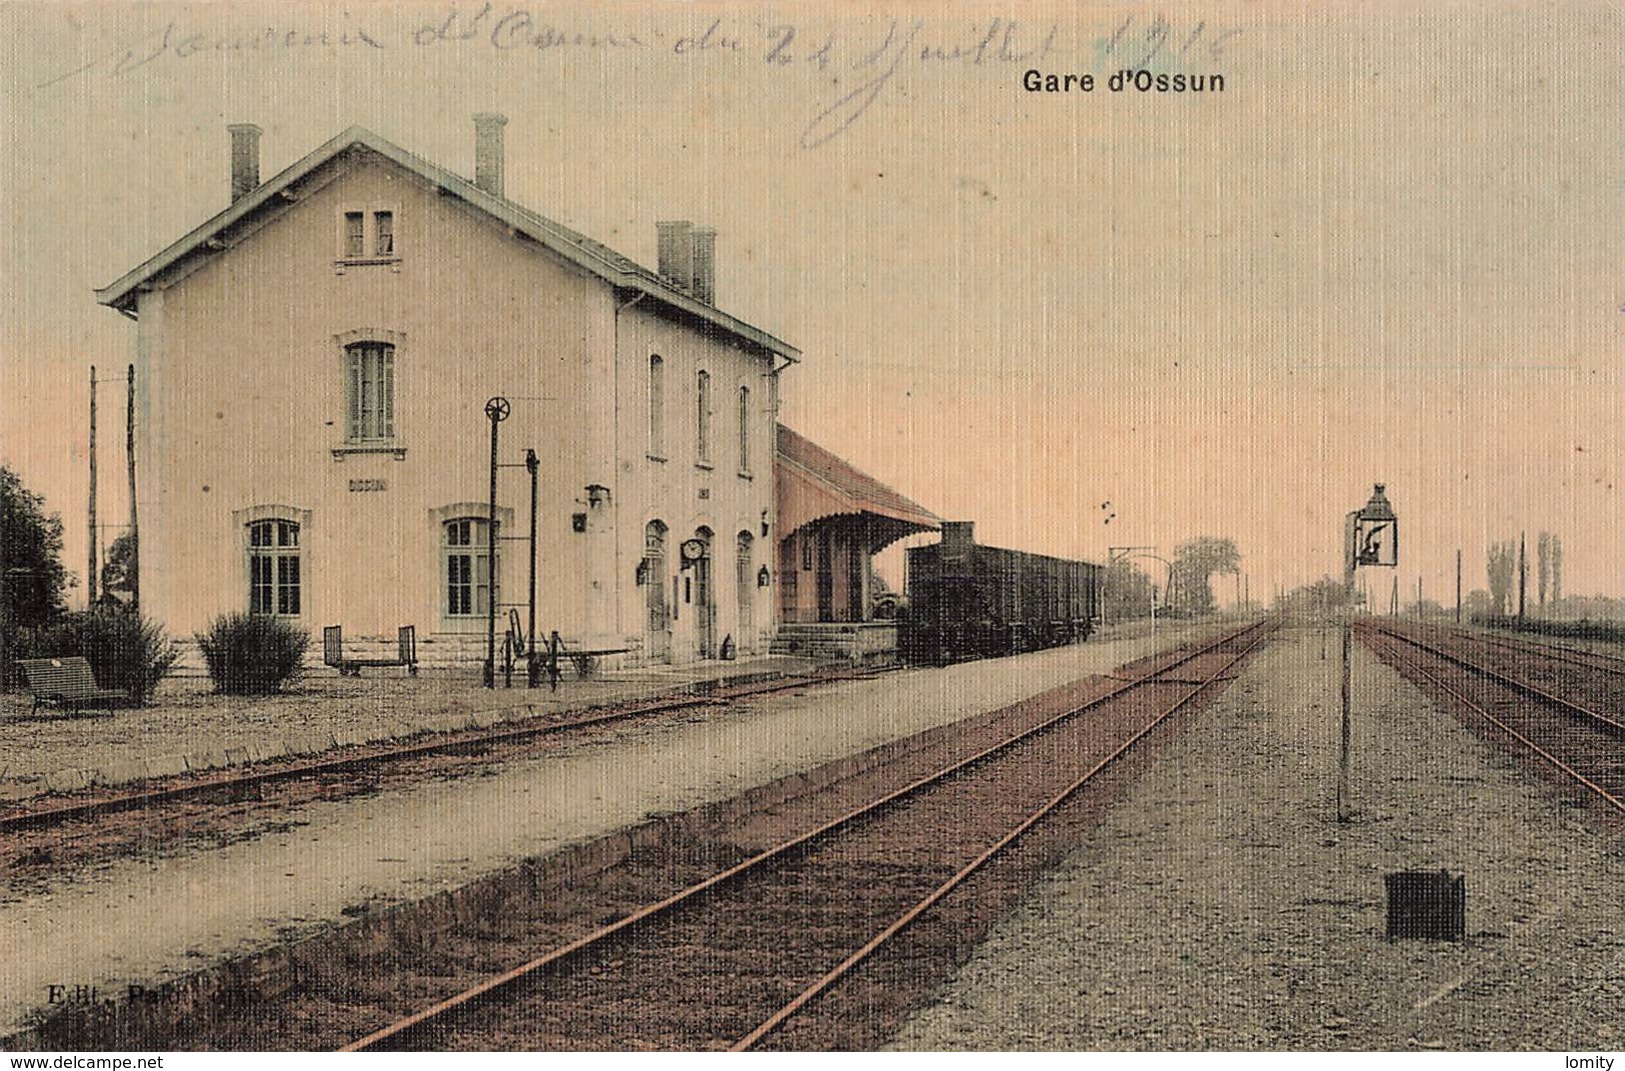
[691,227,716,304]
[473,112,507,198]
[656,221,694,292]
[227,123,262,204]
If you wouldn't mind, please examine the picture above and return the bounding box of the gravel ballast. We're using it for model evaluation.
[888,625,1625,1051]
[0,623,1222,1040]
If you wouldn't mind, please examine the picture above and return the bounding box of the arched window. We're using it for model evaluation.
[737,385,751,473]
[247,519,301,616]
[697,370,712,463]
[648,355,666,457]
[345,341,395,443]
[443,518,496,617]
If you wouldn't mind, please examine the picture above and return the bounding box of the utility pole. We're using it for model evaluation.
[126,364,138,613]
[88,366,98,607]
[526,448,539,688]
[1416,575,1422,618]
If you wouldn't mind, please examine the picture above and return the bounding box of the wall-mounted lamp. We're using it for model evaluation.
[571,512,588,533]
[585,484,611,508]
[757,565,772,588]
[760,510,770,538]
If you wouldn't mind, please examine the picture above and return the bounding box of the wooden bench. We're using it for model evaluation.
[18,657,129,715]
[323,625,419,677]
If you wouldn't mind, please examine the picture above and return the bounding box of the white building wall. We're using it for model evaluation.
[609,303,778,661]
[131,154,781,664]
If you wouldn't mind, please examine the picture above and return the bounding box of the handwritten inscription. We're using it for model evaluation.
[35,9,1240,149]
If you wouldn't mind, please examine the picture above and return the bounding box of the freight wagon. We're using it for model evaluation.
[901,521,1102,665]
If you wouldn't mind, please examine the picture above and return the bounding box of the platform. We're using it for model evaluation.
[890,625,1625,1050]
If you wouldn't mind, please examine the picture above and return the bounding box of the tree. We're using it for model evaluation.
[1486,540,1516,616]
[1,465,72,629]
[100,532,136,602]
[1103,558,1155,622]
[1169,537,1240,616]
[1536,532,1550,613]
[1550,535,1563,609]
[1275,575,1353,617]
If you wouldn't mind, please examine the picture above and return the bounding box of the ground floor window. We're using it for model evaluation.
[444,518,495,617]
[248,519,301,616]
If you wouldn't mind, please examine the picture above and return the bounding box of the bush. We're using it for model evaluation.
[197,613,309,695]
[1470,613,1625,645]
[77,610,179,703]
[7,609,178,703]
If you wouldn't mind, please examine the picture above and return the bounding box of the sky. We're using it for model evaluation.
[2,0,1622,607]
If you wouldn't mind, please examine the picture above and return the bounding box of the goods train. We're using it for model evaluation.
[901,521,1103,665]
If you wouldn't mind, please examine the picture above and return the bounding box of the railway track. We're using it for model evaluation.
[1359,621,1625,818]
[1407,621,1625,681]
[331,616,1276,1052]
[0,668,885,836]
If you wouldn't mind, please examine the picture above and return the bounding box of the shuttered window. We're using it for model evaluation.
[697,370,712,463]
[346,342,395,443]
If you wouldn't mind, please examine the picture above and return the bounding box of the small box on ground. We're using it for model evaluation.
[1385,869,1465,940]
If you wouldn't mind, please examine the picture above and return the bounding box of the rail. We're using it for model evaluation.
[341,615,1277,1051]
[1360,622,1625,818]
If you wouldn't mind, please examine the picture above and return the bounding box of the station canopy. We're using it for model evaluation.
[775,424,942,549]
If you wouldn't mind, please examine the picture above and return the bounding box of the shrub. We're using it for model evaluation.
[76,609,179,703]
[7,609,178,703]
[197,613,309,695]
[1470,613,1625,645]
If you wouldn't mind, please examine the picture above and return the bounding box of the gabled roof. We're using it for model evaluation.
[775,423,941,537]
[96,125,799,360]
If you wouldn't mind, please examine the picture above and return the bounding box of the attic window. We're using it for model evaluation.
[337,205,400,263]
[344,213,365,257]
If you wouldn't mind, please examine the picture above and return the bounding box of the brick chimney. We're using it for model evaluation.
[691,227,716,305]
[656,221,694,292]
[227,123,262,204]
[473,112,507,198]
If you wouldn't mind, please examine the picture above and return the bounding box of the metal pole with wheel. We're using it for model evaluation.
[483,397,510,688]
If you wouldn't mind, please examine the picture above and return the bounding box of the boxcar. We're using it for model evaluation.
[901,521,1102,665]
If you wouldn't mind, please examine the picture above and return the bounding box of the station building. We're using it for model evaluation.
[97,117,798,665]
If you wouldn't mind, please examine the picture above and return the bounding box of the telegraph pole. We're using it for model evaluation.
[88,367,98,606]
[126,364,138,612]
[526,448,539,687]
